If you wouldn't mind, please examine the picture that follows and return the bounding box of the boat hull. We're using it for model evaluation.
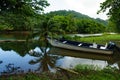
[49,47,114,63]
[47,38,113,55]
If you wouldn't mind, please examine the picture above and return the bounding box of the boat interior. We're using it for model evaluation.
[58,39,114,50]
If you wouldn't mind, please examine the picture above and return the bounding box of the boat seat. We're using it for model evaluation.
[100,43,108,49]
[78,43,82,46]
[90,43,97,48]
[63,41,67,43]
[100,46,106,49]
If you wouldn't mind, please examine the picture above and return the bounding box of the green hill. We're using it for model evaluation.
[46,10,108,26]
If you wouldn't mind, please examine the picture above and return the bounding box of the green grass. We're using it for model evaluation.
[64,34,120,44]
[80,34,120,43]
[73,64,120,80]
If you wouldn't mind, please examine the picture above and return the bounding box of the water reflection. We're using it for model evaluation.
[0,48,39,75]
[49,47,120,69]
[0,38,61,75]
[0,41,40,56]
[29,47,58,72]
[0,61,3,64]
[1,63,22,75]
[0,32,29,41]
[0,38,120,76]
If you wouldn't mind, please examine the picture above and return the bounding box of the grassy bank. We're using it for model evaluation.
[73,64,120,80]
[1,65,120,80]
[64,33,120,44]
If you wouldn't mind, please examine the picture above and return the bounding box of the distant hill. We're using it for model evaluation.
[46,10,108,26]
[95,18,108,26]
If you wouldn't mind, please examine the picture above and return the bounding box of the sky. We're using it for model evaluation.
[44,0,108,20]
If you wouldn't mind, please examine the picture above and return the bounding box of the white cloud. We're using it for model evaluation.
[44,0,107,20]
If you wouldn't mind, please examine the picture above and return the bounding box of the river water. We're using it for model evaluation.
[0,33,120,76]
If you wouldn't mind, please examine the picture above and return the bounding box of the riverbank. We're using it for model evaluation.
[64,33,120,44]
[0,65,120,80]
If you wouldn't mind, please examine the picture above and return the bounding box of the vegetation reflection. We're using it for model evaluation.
[28,39,61,72]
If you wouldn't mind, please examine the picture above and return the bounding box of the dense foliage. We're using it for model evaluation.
[98,0,120,32]
[76,19,105,33]
[44,10,106,34]
[0,12,41,30]
[0,0,116,33]
[47,15,77,34]
[47,10,108,26]
[0,0,49,14]
[0,0,49,31]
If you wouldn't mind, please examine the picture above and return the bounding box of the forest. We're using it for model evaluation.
[0,0,119,34]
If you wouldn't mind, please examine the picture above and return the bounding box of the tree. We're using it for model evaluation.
[76,19,105,34]
[98,0,120,32]
[107,21,117,32]
[0,0,49,31]
[47,15,77,34]
[0,0,50,15]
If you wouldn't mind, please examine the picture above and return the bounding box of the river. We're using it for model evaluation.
[0,33,120,76]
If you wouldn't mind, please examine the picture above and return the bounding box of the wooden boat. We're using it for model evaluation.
[47,37,116,55]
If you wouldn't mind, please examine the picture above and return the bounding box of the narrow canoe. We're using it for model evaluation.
[47,38,115,55]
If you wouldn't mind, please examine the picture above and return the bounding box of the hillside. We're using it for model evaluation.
[46,10,108,26]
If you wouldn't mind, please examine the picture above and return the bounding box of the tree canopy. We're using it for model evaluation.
[98,0,120,32]
[0,0,50,31]
[0,0,50,15]
[45,10,107,34]
[0,1,111,34]
[47,10,108,27]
